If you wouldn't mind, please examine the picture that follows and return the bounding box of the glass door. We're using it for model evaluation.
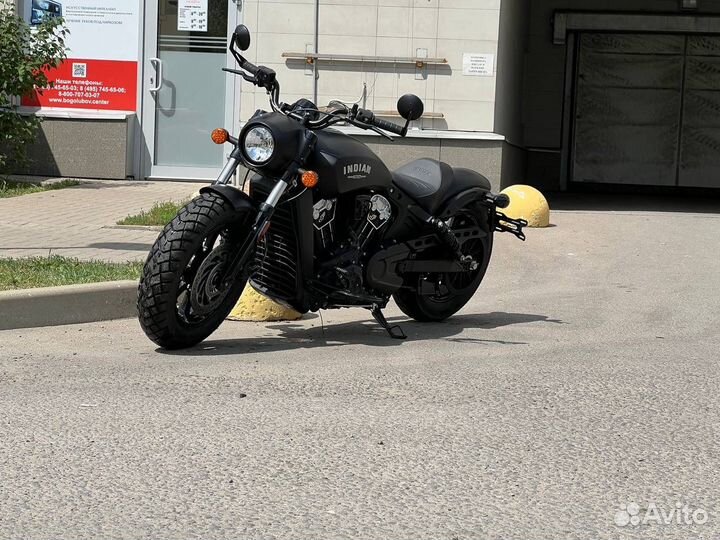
[142,0,240,180]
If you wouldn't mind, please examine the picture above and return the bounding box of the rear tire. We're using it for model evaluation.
[137,192,252,349]
[393,203,493,322]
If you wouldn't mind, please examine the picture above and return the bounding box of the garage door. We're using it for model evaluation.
[572,33,720,188]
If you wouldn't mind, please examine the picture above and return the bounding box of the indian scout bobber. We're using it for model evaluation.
[138,25,527,349]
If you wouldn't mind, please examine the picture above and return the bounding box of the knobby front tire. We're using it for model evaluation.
[137,192,251,350]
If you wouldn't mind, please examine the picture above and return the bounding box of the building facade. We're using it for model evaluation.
[14,0,720,192]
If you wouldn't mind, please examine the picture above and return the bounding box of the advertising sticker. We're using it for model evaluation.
[22,0,140,111]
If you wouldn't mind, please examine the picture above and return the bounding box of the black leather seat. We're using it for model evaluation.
[391,158,491,214]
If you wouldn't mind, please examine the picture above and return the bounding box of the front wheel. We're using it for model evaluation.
[137,192,253,349]
[393,203,493,322]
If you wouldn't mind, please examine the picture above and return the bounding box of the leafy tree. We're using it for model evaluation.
[0,3,67,173]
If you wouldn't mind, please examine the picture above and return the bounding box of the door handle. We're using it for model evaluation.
[149,57,163,94]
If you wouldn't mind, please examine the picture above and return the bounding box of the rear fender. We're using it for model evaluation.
[438,187,491,219]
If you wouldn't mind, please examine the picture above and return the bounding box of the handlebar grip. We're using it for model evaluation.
[372,116,405,136]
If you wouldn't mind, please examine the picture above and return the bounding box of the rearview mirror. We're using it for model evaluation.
[233,25,251,51]
[397,94,424,121]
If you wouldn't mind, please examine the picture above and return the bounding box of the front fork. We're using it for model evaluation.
[213,130,317,286]
[214,152,242,185]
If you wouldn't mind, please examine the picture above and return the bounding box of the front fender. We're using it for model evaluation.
[199,185,258,214]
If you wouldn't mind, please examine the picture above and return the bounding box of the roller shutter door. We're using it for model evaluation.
[572,33,720,188]
[680,36,720,188]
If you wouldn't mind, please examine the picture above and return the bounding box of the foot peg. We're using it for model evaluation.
[370,304,406,340]
[495,212,528,241]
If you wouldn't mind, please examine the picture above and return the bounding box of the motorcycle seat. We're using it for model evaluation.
[391,158,492,214]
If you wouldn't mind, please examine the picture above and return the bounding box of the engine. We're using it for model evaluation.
[313,194,393,299]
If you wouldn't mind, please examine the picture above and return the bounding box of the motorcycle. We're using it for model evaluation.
[137,25,527,349]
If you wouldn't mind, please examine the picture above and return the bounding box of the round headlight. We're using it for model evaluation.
[243,126,275,164]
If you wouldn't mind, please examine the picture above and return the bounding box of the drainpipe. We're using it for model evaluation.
[313,0,319,104]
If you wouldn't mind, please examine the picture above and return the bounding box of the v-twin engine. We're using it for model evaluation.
[313,194,393,298]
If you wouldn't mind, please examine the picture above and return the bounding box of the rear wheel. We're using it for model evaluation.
[393,204,493,322]
[137,192,253,349]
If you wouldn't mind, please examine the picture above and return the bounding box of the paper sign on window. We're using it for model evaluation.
[178,0,208,32]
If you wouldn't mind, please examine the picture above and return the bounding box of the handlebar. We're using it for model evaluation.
[369,116,406,137]
[240,58,259,76]
[355,108,407,137]
[229,38,409,136]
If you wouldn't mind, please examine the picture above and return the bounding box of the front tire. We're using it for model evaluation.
[393,203,493,322]
[137,192,253,349]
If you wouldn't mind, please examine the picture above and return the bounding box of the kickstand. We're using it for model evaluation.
[370,304,407,340]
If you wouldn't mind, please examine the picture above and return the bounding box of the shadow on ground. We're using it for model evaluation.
[162,312,565,356]
[548,192,720,214]
[0,242,152,252]
[88,242,152,251]
[69,181,202,191]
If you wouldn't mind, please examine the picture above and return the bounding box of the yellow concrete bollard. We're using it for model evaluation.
[227,285,302,322]
[500,184,551,228]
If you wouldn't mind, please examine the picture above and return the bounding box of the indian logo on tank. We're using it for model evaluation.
[343,163,372,180]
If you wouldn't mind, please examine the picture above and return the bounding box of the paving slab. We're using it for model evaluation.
[0,179,205,262]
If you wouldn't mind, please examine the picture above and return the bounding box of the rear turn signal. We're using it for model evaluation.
[211,128,229,144]
[301,170,319,188]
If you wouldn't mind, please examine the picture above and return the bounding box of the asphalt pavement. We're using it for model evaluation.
[1,205,719,539]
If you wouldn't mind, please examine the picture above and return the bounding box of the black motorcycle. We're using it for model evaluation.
[138,25,527,349]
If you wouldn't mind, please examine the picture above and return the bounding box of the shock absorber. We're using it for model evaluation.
[427,216,461,254]
[426,216,478,271]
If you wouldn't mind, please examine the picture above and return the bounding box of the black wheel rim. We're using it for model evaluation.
[426,211,485,304]
[176,230,235,325]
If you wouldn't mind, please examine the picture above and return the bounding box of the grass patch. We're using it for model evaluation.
[0,256,143,291]
[0,179,81,198]
[117,200,187,226]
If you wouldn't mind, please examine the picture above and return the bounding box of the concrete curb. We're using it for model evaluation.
[103,224,164,232]
[0,280,138,331]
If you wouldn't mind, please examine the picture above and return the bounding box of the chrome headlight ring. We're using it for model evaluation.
[243,125,275,164]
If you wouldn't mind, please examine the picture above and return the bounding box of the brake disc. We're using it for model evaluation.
[190,243,232,316]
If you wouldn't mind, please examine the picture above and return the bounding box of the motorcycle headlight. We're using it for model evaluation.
[243,126,275,164]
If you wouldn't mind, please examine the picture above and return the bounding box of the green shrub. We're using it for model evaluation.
[0,4,68,173]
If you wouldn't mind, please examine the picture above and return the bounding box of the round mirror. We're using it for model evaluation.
[397,94,424,121]
[233,25,251,51]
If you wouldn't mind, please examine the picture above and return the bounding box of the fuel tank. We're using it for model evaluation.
[306,129,391,198]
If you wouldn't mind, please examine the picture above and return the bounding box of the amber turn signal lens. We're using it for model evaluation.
[211,128,229,144]
[301,170,319,188]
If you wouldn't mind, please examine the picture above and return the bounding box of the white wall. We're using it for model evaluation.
[239,0,503,132]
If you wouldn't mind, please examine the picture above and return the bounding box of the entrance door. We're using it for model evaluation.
[142,0,240,180]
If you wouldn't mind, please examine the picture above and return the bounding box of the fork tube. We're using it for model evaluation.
[261,179,289,209]
[213,156,240,185]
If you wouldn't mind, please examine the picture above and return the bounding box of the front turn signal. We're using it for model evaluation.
[301,170,319,188]
[211,128,229,144]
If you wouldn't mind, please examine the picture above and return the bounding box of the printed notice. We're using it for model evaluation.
[178,0,208,32]
[462,53,495,76]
